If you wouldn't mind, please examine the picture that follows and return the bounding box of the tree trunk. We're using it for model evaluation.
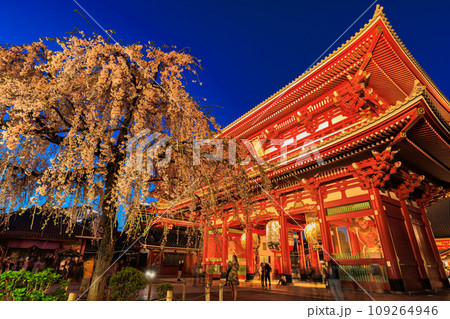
[85,109,131,300]
[87,169,118,301]
[86,213,116,300]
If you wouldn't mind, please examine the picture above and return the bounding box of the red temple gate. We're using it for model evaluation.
[151,5,450,292]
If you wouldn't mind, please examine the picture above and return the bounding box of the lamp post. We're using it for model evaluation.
[145,270,155,301]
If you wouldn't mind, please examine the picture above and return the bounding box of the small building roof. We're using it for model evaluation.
[0,209,93,241]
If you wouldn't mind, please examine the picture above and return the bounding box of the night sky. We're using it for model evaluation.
[2,1,450,229]
[2,0,450,129]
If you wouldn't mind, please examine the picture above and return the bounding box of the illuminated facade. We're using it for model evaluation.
[153,6,450,292]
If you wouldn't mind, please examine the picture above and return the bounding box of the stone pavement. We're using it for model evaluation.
[137,277,450,302]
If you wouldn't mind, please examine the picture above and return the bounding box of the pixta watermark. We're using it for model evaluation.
[126,130,324,174]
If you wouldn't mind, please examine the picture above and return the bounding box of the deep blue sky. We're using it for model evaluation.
[2,0,450,128]
[2,1,449,230]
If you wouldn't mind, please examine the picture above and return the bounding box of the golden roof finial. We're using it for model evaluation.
[373,4,384,19]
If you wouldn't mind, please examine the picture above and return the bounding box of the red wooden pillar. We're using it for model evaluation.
[202,224,208,267]
[347,219,361,254]
[398,197,429,283]
[191,252,196,275]
[279,209,292,283]
[246,224,255,280]
[370,187,403,288]
[349,231,361,254]
[80,239,87,257]
[310,246,320,275]
[159,250,164,271]
[194,252,199,270]
[318,187,333,261]
[221,216,229,276]
[274,255,282,276]
[184,252,191,275]
[298,231,307,274]
[419,204,447,280]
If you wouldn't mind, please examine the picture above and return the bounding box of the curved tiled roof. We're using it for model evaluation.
[0,209,92,241]
[219,5,450,138]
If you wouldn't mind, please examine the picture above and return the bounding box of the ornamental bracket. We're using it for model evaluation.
[332,26,387,118]
[349,146,401,189]
[416,183,448,207]
[301,177,325,203]
[396,171,425,200]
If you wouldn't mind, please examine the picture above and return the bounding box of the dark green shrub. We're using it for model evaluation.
[156,282,174,299]
[108,267,147,301]
[0,269,69,301]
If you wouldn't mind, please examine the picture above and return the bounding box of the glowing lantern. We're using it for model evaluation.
[251,139,265,157]
[240,233,260,250]
[265,220,296,252]
[304,211,321,248]
[266,221,281,252]
[304,222,318,244]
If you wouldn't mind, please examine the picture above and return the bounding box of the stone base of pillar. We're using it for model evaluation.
[421,278,432,290]
[440,278,450,288]
[300,274,309,281]
[389,279,406,292]
[246,273,255,281]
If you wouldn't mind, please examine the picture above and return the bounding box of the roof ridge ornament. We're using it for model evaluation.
[372,4,384,19]
[393,80,427,108]
[409,79,426,99]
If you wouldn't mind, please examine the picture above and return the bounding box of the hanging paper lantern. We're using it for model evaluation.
[304,221,321,246]
[240,233,260,250]
[265,221,296,252]
[266,221,281,252]
[304,211,321,249]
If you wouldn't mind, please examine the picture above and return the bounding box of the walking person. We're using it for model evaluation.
[225,261,232,286]
[27,257,35,272]
[21,257,28,271]
[6,258,14,271]
[12,258,19,271]
[193,263,200,286]
[177,260,184,281]
[260,263,266,288]
[1,257,11,273]
[32,257,44,273]
[58,259,68,279]
[328,260,344,301]
[228,255,239,301]
[200,264,206,286]
[320,263,328,286]
[264,263,272,289]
